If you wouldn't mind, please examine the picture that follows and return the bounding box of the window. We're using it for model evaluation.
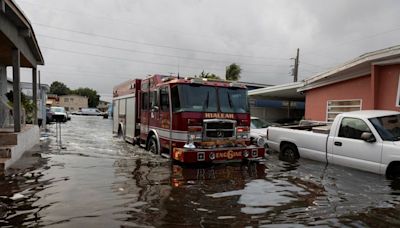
[70,98,74,102]
[149,91,158,108]
[326,99,361,122]
[142,92,149,110]
[65,107,69,111]
[370,114,400,141]
[338,117,371,140]
[160,87,169,111]
[218,87,248,113]
[171,86,180,112]
[64,98,69,102]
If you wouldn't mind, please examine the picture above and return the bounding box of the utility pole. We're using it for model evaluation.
[293,48,299,82]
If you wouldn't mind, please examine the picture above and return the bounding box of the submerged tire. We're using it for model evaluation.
[147,135,159,155]
[386,162,400,179]
[279,143,299,162]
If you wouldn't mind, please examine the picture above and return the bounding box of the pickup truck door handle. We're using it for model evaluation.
[334,141,342,146]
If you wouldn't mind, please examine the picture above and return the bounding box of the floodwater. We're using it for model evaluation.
[1,116,400,227]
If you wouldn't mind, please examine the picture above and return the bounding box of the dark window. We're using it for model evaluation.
[149,91,158,108]
[338,117,371,140]
[370,114,400,141]
[218,87,248,113]
[170,84,248,113]
[171,86,180,112]
[160,87,169,112]
[142,92,149,110]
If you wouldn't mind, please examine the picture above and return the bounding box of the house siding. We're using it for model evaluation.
[305,75,372,121]
[58,95,88,111]
[305,64,400,121]
[376,64,400,110]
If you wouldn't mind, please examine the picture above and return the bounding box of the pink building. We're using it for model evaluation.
[300,46,400,121]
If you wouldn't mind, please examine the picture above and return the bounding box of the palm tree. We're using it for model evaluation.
[198,70,221,79]
[225,63,242,81]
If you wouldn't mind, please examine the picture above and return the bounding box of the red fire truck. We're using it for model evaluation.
[112,74,265,163]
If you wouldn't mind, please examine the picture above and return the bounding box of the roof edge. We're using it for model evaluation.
[303,45,400,88]
[5,0,44,65]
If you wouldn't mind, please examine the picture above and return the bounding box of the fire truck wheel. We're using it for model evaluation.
[147,135,159,155]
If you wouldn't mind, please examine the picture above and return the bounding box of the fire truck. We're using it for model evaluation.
[112,74,265,163]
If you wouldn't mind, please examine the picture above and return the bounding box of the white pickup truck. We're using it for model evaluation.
[266,110,400,177]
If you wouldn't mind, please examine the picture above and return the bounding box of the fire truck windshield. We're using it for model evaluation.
[171,84,249,113]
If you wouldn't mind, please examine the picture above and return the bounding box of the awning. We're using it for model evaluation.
[248,82,305,101]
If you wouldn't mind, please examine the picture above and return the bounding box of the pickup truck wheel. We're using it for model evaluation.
[279,144,299,162]
[386,163,400,179]
[147,136,159,155]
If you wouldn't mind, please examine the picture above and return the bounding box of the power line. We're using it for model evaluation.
[40,45,282,75]
[18,0,221,41]
[20,0,285,53]
[37,33,290,68]
[34,22,289,61]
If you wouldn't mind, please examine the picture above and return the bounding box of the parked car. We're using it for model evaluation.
[266,110,400,177]
[80,108,109,118]
[250,116,273,148]
[50,106,68,122]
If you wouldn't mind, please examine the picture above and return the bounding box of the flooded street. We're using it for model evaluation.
[1,116,400,227]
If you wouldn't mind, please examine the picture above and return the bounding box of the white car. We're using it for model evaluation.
[80,108,109,118]
[250,116,272,148]
[50,106,68,122]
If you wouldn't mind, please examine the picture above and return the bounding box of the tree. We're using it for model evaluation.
[225,63,242,81]
[49,81,70,95]
[71,87,100,108]
[198,70,221,80]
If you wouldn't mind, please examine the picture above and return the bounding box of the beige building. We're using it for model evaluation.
[58,95,88,112]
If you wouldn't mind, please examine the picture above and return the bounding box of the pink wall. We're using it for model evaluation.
[376,64,400,111]
[305,76,372,121]
[305,64,400,121]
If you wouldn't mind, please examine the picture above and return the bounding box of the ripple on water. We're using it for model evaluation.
[208,179,308,215]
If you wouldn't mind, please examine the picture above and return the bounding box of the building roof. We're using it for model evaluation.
[300,45,400,92]
[248,81,305,101]
[1,0,44,66]
[238,81,273,88]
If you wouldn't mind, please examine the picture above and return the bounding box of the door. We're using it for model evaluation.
[331,117,382,173]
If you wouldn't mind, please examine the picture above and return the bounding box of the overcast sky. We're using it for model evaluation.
[11,0,400,101]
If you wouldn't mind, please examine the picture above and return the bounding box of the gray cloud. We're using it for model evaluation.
[12,0,400,101]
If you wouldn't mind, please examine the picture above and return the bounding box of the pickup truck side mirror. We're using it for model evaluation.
[361,132,376,143]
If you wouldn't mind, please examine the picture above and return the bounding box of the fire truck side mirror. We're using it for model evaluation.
[152,106,159,112]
